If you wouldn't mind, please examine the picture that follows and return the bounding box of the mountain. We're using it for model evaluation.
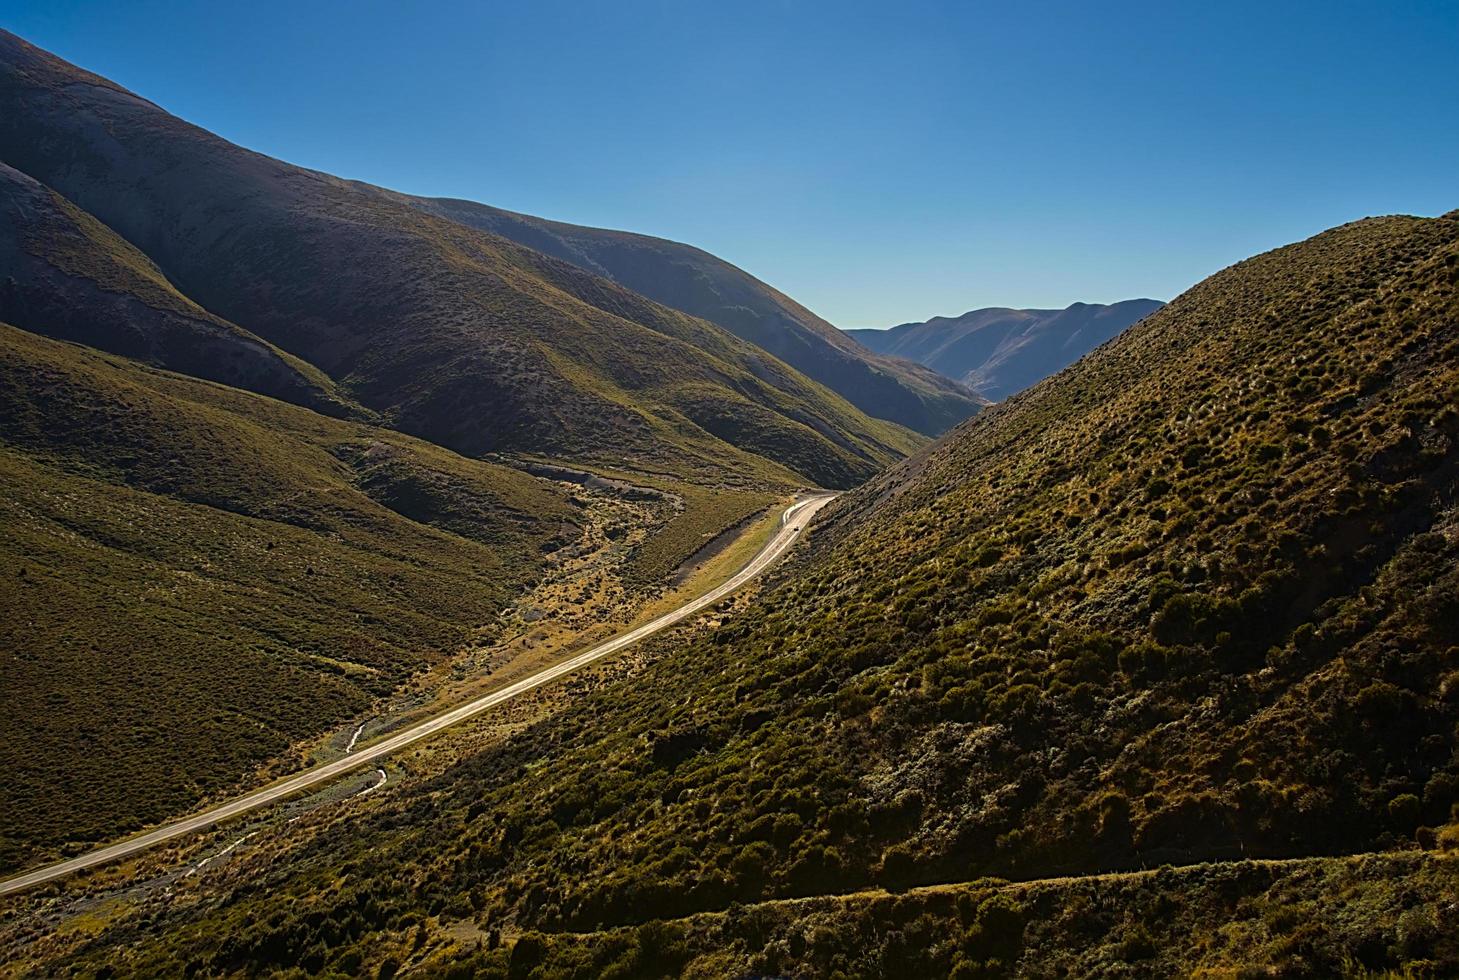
[0,30,921,491]
[398,195,987,436]
[24,207,1458,976]
[0,161,359,418]
[848,298,1163,400]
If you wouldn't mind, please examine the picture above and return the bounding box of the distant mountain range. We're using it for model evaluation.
[847,298,1164,400]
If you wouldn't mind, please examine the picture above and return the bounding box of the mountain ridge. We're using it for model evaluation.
[0,29,919,490]
[0,160,361,418]
[398,194,988,435]
[848,297,1163,400]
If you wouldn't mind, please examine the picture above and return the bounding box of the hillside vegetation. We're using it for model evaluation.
[431,851,1459,977]
[0,30,921,490]
[23,210,1458,975]
[849,299,1162,400]
[401,195,986,436]
[0,323,579,873]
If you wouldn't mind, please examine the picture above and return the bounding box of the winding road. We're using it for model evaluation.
[0,493,836,897]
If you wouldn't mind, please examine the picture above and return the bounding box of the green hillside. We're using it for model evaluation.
[401,194,987,436]
[0,30,921,490]
[23,208,1458,974]
[0,323,580,872]
[424,851,1459,977]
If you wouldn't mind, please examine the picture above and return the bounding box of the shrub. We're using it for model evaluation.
[1388,793,1421,831]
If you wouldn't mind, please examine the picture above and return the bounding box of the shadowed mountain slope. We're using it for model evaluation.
[32,206,1459,975]
[400,194,988,436]
[849,298,1163,400]
[0,161,359,417]
[0,31,919,490]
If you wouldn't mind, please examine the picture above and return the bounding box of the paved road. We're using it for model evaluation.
[0,493,836,897]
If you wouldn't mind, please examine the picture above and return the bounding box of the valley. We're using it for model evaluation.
[1,14,1456,980]
[5,204,1455,975]
[0,26,904,891]
[0,492,831,899]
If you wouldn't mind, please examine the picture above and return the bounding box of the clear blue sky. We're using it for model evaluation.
[4,0,1456,326]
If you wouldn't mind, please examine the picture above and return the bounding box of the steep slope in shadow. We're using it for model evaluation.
[0,162,358,417]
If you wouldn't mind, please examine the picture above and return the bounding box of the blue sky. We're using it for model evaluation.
[3,0,1456,326]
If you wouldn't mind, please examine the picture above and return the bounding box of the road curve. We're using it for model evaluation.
[0,493,836,897]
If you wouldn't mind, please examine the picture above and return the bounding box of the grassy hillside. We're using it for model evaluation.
[0,30,921,490]
[20,210,1458,974]
[0,323,579,873]
[0,161,357,417]
[848,299,1163,400]
[401,194,987,436]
